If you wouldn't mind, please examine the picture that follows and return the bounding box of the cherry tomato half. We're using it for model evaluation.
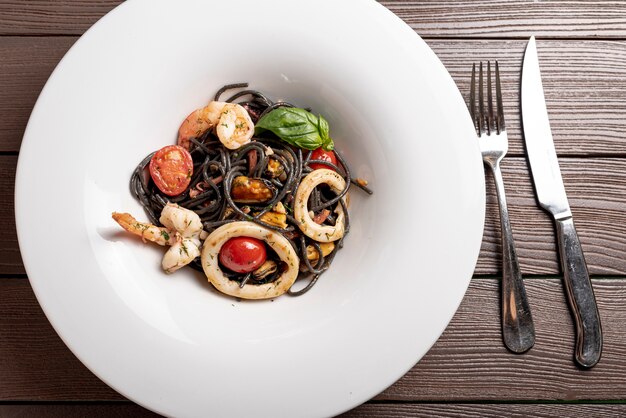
[219,237,267,273]
[309,148,338,171]
[149,145,194,196]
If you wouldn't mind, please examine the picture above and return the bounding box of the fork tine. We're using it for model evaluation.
[495,61,505,133]
[478,62,485,135]
[470,63,477,134]
[487,61,494,135]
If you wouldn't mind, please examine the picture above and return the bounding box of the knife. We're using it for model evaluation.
[521,36,602,368]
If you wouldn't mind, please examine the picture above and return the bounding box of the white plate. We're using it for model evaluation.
[15,1,485,416]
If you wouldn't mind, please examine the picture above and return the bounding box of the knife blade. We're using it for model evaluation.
[521,36,602,368]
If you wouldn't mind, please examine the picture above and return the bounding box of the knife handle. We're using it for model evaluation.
[555,216,602,368]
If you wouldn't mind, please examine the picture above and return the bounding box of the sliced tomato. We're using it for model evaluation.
[219,237,267,274]
[149,145,194,196]
[309,148,338,171]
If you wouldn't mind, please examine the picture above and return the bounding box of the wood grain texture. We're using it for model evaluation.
[0,280,120,400]
[428,39,626,157]
[1,402,625,418]
[380,1,626,38]
[343,403,626,418]
[4,156,626,276]
[0,1,121,35]
[0,404,159,418]
[0,37,76,152]
[379,278,626,401]
[1,278,625,402]
[477,157,626,275]
[2,1,626,39]
[2,38,626,156]
[0,156,23,275]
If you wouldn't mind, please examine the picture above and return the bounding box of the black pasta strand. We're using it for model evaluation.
[129,84,370,297]
[214,83,249,101]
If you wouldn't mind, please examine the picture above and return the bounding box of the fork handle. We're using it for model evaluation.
[490,163,535,353]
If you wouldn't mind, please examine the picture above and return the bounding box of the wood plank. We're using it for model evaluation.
[0,156,23,275]
[379,278,626,401]
[380,1,626,38]
[1,278,625,402]
[343,403,626,418]
[0,37,76,152]
[4,154,626,275]
[428,39,626,157]
[1,38,626,156]
[477,157,626,275]
[2,402,625,418]
[0,280,121,400]
[0,1,121,35]
[2,1,626,39]
[0,403,159,418]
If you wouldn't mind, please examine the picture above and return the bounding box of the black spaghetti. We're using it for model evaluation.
[124,83,372,299]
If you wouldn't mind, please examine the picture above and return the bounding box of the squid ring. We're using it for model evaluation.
[201,221,299,299]
[294,169,346,243]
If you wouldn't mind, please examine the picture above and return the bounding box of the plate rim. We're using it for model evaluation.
[14,0,485,416]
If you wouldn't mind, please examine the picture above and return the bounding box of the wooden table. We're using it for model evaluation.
[2,1,626,416]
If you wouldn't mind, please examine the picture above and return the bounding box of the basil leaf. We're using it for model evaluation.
[317,115,333,151]
[255,107,334,151]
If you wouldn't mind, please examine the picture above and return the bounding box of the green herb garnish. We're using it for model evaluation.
[255,107,334,151]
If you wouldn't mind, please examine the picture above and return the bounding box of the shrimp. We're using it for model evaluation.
[294,169,347,243]
[111,212,176,246]
[177,101,226,150]
[215,103,254,150]
[177,101,254,151]
[159,203,204,273]
[112,203,205,273]
[201,221,299,300]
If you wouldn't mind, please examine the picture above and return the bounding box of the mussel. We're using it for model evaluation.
[231,176,276,203]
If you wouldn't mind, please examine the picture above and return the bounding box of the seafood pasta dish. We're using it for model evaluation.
[112,83,372,300]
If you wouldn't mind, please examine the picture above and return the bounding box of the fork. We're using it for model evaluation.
[470,61,535,353]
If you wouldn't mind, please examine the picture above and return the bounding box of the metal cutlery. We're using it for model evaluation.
[470,61,536,354]
[521,36,602,368]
